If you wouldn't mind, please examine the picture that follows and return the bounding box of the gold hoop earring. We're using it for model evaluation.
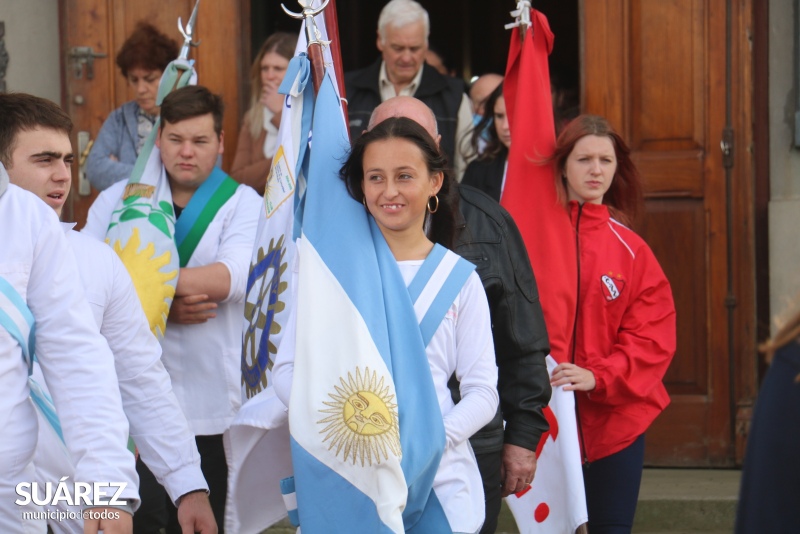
[362,196,367,208]
[427,195,439,214]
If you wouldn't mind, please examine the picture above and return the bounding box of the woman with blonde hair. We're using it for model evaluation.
[231,32,297,194]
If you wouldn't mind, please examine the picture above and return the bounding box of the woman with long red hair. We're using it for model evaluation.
[548,114,676,533]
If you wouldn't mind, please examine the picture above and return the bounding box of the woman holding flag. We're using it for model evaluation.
[547,114,676,533]
[273,116,498,533]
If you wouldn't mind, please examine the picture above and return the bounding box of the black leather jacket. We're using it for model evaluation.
[450,185,552,454]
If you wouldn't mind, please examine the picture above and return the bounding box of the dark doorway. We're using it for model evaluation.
[249,1,579,102]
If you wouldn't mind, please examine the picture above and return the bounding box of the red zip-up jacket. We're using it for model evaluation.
[569,201,676,462]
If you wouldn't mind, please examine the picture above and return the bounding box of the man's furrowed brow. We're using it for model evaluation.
[30,151,68,159]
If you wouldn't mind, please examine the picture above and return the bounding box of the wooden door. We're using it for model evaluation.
[59,0,246,227]
[583,0,756,465]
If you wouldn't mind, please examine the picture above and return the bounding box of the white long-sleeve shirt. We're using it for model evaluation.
[37,227,207,499]
[83,178,262,435]
[273,259,498,533]
[0,185,138,531]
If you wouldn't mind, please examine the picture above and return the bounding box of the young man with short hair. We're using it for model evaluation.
[1,92,217,534]
[84,85,261,533]
[0,102,138,533]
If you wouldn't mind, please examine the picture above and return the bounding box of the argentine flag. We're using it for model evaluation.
[285,71,451,532]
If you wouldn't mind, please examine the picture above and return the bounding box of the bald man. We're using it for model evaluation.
[370,97,552,534]
[469,74,504,116]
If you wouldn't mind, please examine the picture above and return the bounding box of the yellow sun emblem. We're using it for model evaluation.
[110,227,177,338]
[318,367,401,466]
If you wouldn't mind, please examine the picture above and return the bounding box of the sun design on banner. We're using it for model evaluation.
[241,236,288,398]
[111,227,177,338]
[318,367,402,466]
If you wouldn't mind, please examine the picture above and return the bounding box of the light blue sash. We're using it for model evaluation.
[407,244,476,348]
[0,276,36,372]
[0,276,64,443]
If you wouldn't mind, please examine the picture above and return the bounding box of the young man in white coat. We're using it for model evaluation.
[83,85,261,532]
[0,173,137,531]
[1,93,218,533]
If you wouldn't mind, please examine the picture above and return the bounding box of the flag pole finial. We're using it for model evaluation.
[281,0,333,95]
[177,0,202,59]
[281,0,332,49]
[505,1,532,39]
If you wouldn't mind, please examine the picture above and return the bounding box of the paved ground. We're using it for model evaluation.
[262,468,742,533]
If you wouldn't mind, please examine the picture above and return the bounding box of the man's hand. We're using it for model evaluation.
[83,508,132,534]
[168,294,217,325]
[500,443,537,497]
[177,491,218,534]
[550,362,596,392]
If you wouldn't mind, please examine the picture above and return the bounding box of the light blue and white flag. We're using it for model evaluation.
[227,6,338,532]
[288,72,452,533]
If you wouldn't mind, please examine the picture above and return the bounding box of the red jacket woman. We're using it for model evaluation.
[568,200,675,462]
[549,115,676,534]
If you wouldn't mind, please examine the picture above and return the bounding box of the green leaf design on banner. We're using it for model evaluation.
[123,195,139,205]
[119,209,147,222]
[148,212,172,238]
[159,201,174,216]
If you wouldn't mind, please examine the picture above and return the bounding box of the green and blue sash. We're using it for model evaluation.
[174,167,239,267]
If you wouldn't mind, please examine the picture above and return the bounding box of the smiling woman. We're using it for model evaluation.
[318,115,499,532]
[85,22,179,192]
[340,116,457,258]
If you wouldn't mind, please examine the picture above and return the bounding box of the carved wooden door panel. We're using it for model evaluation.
[60,0,244,227]
[582,0,755,466]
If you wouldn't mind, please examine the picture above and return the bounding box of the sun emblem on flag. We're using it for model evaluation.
[241,235,288,398]
[110,227,177,339]
[318,367,401,466]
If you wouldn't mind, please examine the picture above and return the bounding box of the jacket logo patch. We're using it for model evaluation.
[601,273,625,301]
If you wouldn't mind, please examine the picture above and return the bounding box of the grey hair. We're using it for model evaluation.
[377,0,430,44]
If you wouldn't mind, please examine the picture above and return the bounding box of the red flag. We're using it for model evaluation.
[501,12,577,365]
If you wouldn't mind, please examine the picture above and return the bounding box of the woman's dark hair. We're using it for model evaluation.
[115,22,179,77]
[469,82,507,162]
[549,114,643,226]
[340,117,459,249]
